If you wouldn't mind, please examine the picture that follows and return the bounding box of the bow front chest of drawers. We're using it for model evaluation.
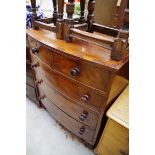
[27,28,128,146]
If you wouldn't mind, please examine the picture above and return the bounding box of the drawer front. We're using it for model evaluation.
[26,84,37,103]
[32,56,106,112]
[26,62,35,86]
[53,52,111,92]
[28,36,53,67]
[37,79,98,129]
[39,93,95,145]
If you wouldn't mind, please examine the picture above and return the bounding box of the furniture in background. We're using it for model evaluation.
[27,0,129,146]
[26,36,39,106]
[95,85,129,155]
[95,0,129,30]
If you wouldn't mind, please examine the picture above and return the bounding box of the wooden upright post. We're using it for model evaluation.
[79,0,86,23]
[111,30,128,61]
[87,0,95,32]
[30,0,39,30]
[64,0,75,42]
[56,0,64,39]
[52,0,58,25]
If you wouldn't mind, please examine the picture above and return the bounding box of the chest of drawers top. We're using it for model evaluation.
[27,28,128,72]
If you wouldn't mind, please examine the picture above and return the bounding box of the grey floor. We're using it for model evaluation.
[26,97,95,155]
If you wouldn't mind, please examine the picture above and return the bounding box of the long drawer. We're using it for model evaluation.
[37,78,98,129]
[39,92,95,145]
[31,55,106,112]
[28,36,53,67]
[52,51,111,92]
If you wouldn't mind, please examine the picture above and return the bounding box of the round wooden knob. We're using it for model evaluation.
[80,94,90,103]
[35,79,43,86]
[31,62,39,69]
[79,111,88,121]
[32,47,39,54]
[79,126,85,135]
[70,68,80,77]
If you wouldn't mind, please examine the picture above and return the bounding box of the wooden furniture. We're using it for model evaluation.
[26,35,39,105]
[95,85,129,154]
[29,0,129,61]
[27,28,128,145]
[26,0,129,146]
[95,0,129,30]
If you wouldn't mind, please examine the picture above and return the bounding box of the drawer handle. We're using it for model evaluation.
[32,47,39,54]
[80,94,90,103]
[79,126,85,135]
[38,95,45,101]
[35,79,43,86]
[31,62,39,69]
[70,68,80,77]
[79,111,88,121]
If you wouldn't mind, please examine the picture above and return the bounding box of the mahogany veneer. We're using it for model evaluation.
[27,28,128,145]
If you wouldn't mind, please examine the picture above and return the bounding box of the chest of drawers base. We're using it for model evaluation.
[27,29,129,146]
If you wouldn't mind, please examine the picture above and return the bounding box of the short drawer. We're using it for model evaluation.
[32,57,106,112]
[37,79,98,129]
[28,36,53,67]
[52,52,111,92]
[39,93,95,145]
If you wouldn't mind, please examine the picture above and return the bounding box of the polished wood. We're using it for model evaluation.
[27,28,128,146]
[28,36,53,66]
[38,79,98,129]
[27,29,128,71]
[52,51,111,92]
[56,0,64,39]
[39,93,95,145]
[64,0,75,42]
[95,85,129,155]
[32,56,106,112]
[29,0,128,60]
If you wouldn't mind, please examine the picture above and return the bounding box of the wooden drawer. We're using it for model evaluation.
[26,84,37,103]
[26,62,35,86]
[28,36,53,67]
[32,56,106,112]
[39,93,95,145]
[37,79,98,129]
[52,52,111,92]
[96,119,129,155]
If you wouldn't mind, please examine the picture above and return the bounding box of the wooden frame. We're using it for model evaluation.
[30,0,128,61]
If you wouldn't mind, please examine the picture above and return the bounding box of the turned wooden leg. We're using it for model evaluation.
[30,0,39,30]
[56,0,64,39]
[87,0,95,32]
[64,0,75,42]
[79,0,86,23]
[52,0,58,25]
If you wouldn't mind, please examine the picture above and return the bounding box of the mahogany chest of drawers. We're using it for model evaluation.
[26,28,128,146]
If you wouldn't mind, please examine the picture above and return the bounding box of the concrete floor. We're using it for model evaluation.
[26,97,95,155]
